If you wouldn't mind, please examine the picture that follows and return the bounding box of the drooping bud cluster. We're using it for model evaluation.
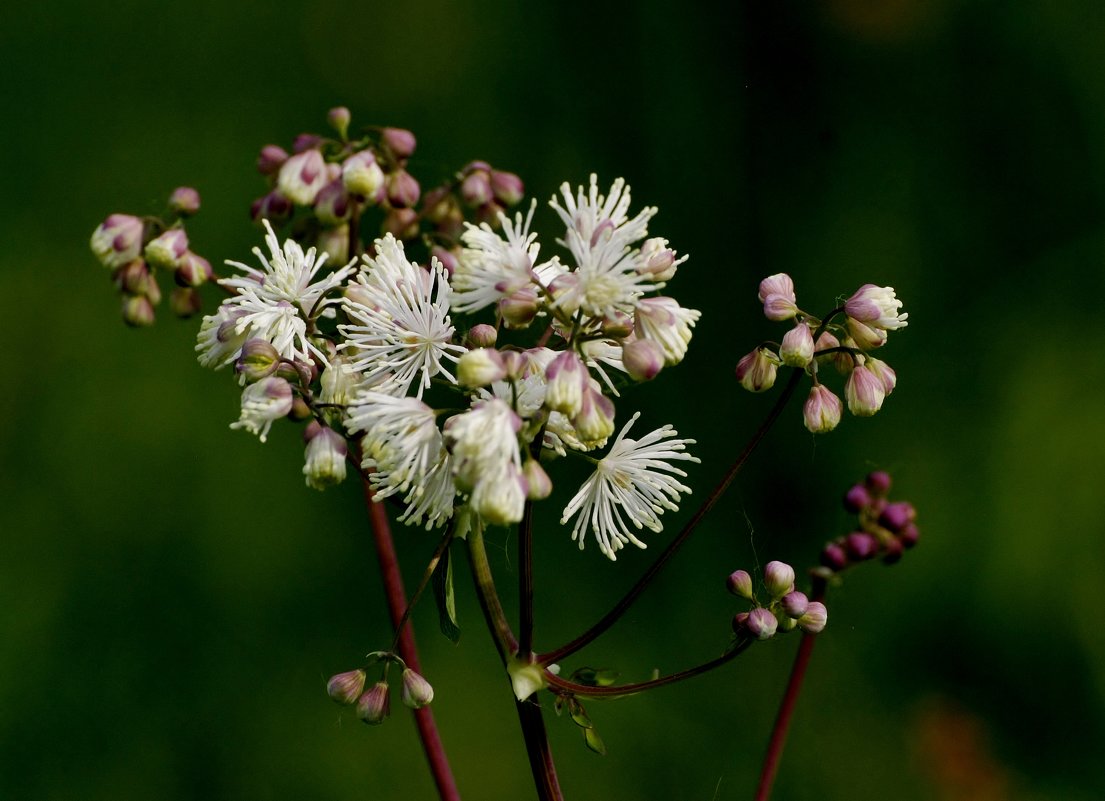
[735,273,907,433]
[727,560,828,640]
[327,652,435,725]
[820,470,919,571]
[89,187,211,325]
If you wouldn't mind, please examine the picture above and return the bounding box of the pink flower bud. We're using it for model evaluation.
[292,133,323,153]
[342,150,385,199]
[746,607,778,640]
[400,668,434,709]
[572,383,616,445]
[865,357,897,395]
[844,284,908,330]
[356,681,391,724]
[523,459,553,501]
[327,669,366,705]
[757,273,798,321]
[846,317,887,350]
[736,347,780,392]
[144,228,189,270]
[844,531,879,561]
[845,364,886,416]
[256,144,289,176]
[798,602,828,634]
[174,251,212,287]
[381,127,417,159]
[278,149,328,206]
[327,106,351,137]
[460,170,493,208]
[780,321,815,367]
[763,561,795,598]
[168,186,201,216]
[865,470,891,495]
[781,591,809,618]
[386,169,421,208]
[879,501,916,533]
[622,339,664,382]
[499,286,539,329]
[121,294,155,327]
[490,170,524,206]
[251,191,293,224]
[313,179,351,225]
[465,324,498,349]
[601,311,634,339]
[236,339,281,383]
[821,542,848,571]
[638,237,679,281]
[114,259,152,295]
[457,348,507,388]
[316,225,349,264]
[169,287,202,318]
[843,483,870,513]
[90,213,145,269]
[726,569,754,599]
[545,351,587,416]
[431,246,458,276]
[803,385,842,434]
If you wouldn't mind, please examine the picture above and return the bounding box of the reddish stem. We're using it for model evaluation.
[360,478,461,801]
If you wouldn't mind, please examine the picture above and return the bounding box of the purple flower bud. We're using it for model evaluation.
[637,237,679,280]
[845,364,886,417]
[250,191,292,225]
[843,484,870,513]
[764,561,795,598]
[732,611,750,633]
[386,169,421,208]
[881,537,904,564]
[746,607,778,640]
[400,668,434,709]
[803,385,842,434]
[622,339,664,382]
[144,228,189,271]
[356,681,391,724]
[342,150,385,199]
[460,170,493,207]
[523,459,553,501]
[314,179,351,225]
[256,144,289,176]
[466,324,498,349]
[174,251,213,287]
[327,106,351,137]
[866,357,897,395]
[865,471,892,496]
[781,591,809,618]
[735,347,780,392]
[168,186,201,217]
[90,213,146,269]
[490,170,524,206]
[278,149,329,206]
[844,531,879,561]
[475,200,507,229]
[780,321,815,367]
[757,273,798,320]
[726,569,754,599]
[327,669,367,705]
[798,602,828,634]
[381,208,419,240]
[236,339,281,383]
[169,286,202,318]
[898,523,920,549]
[292,133,323,153]
[820,542,848,571]
[572,383,616,445]
[121,294,155,327]
[381,127,417,159]
[879,502,916,533]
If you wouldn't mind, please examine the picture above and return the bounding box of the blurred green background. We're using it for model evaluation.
[3,1,1105,799]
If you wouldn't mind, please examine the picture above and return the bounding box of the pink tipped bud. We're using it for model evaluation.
[168,186,201,217]
[764,561,795,598]
[638,237,679,281]
[115,259,152,295]
[91,213,145,269]
[736,348,780,392]
[457,348,507,388]
[460,170,493,208]
[781,591,809,618]
[845,364,886,417]
[327,106,351,138]
[882,537,904,564]
[490,170,525,206]
[342,150,385,199]
[820,542,848,571]
[758,273,798,320]
[601,311,634,338]
[545,351,587,416]
[780,321,815,367]
[121,294,155,327]
[466,324,498,349]
[292,133,323,153]
[499,286,539,329]
[844,531,879,561]
[843,483,871,513]
[174,251,213,287]
[746,607,778,640]
[844,284,907,331]
[256,144,289,176]
[846,317,887,350]
[169,286,202,318]
[523,459,553,501]
[865,357,897,395]
[865,470,892,496]
[622,339,664,382]
[400,668,434,709]
[732,611,750,632]
[803,385,842,434]
[879,501,916,533]
[386,169,421,208]
[899,523,920,549]
[316,225,350,264]
[327,669,367,705]
[251,190,293,224]
[572,383,616,445]
[144,228,189,270]
[313,180,351,225]
[475,200,506,229]
[726,569,754,599]
[381,127,417,159]
[236,339,281,383]
[277,149,328,206]
[356,681,391,724]
[798,602,828,634]
[303,427,348,490]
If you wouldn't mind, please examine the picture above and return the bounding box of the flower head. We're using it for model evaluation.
[844,284,908,331]
[230,377,294,442]
[561,413,699,560]
[453,201,546,313]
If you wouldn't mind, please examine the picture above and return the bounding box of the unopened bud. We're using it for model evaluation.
[726,569,754,599]
[820,542,848,571]
[251,191,293,224]
[169,286,202,318]
[460,170,493,207]
[746,607,778,640]
[622,339,664,382]
[498,286,539,329]
[466,324,498,349]
[236,339,281,383]
[865,357,897,395]
[316,225,350,264]
[798,602,828,634]
[381,127,417,159]
[115,259,152,295]
[288,396,312,421]
[400,668,434,709]
[121,294,155,327]
[781,591,809,618]
[457,348,507,388]
[899,523,920,549]
[475,200,506,228]
[386,170,421,208]
[342,150,385,199]
[314,180,350,225]
[356,681,391,724]
[490,170,524,206]
[844,531,879,561]
[168,186,201,217]
[735,347,780,392]
[381,208,419,240]
[879,502,916,533]
[278,149,328,206]
[327,669,366,705]
[545,351,587,416]
[91,214,145,269]
[601,311,634,339]
[572,383,615,445]
[780,321,815,367]
[865,470,892,496]
[845,364,885,417]
[763,561,795,598]
[256,144,289,176]
[803,385,842,434]
[327,106,351,138]
[843,484,870,513]
[732,611,750,633]
[144,228,189,270]
[846,317,887,350]
[758,273,798,321]
[174,251,213,287]
[882,537,904,564]
[638,237,679,281]
[523,459,553,500]
[292,133,323,153]
[304,427,348,490]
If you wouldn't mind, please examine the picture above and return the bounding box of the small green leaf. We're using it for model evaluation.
[592,669,620,687]
[568,699,593,730]
[583,726,607,755]
[432,545,460,644]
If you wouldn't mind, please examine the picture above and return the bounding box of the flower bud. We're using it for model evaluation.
[342,150,385,199]
[572,383,616,445]
[803,385,842,434]
[114,259,152,295]
[843,483,871,513]
[638,237,679,281]
[381,208,419,240]
[292,133,323,153]
[431,246,458,276]
[277,149,328,206]
[499,350,526,381]
[726,569,754,599]
[91,214,145,269]
[746,607,778,640]
[471,466,527,526]
[169,286,202,318]
[798,602,828,634]
[846,317,887,350]
[230,376,294,442]
[303,426,348,490]
[816,331,853,374]
[400,668,434,709]
[865,357,897,395]
[381,127,417,159]
[865,470,891,495]
[327,106,351,138]
[758,273,798,321]
[490,170,524,206]
[735,348,780,392]
[898,523,920,549]
[121,294,155,327]
[882,537,904,564]
[314,180,350,225]
[844,284,907,331]
[457,348,507,388]
[386,170,421,208]
[316,225,350,264]
[356,681,391,724]
[780,321,815,367]
[622,338,664,382]
[781,591,809,618]
[634,297,699,366]
[545,351,587,416]
[144,228,189,270]
[845,364,886,417]
[600,311,634,339]
[327,669,366,705]
[820,542,848,571]
[844,531,879,561]
[256,144,289,176]
[523,459,553,500]
[763,561,795,598]
[879,501,916,533]
[174,251,213,287]
[235,339,281,383]
[460,169,493,208]
[250,191,293,224]
[499,286,539,329]
[466,324,498,349]
[507,658,547,701]
[168,186,201,217]
[732,611,750,632]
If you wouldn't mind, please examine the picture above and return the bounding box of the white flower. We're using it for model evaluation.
[348,392,456,529]
[218,220,355,363]
[633,297,701,366]
[453,201,546,313]
[549,175,665,318]
[444,399,522,492]
[561,413,699,560]
[339,235,464,398]
[844,284,908,331]
[229,377,294,443]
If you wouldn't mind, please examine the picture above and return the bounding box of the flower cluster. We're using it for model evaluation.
[820,470,920,570]
[727,560,828,640]
[736,273,907,433]
[326,653,434,726]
